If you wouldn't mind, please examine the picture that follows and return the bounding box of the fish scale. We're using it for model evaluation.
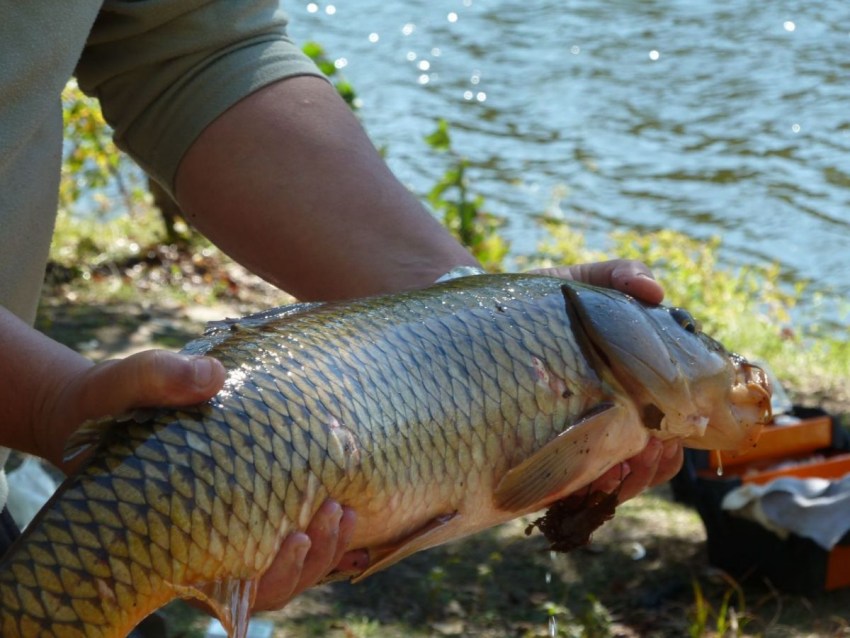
[0,274,771,637]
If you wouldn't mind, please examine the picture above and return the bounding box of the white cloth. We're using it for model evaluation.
[0,448,9,516]
[722,472,850,550]
[5,457,59,530]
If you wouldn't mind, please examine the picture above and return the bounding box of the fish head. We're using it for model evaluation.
[561,282,771,451]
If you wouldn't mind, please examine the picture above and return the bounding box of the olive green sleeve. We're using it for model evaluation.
[75,0,325,195]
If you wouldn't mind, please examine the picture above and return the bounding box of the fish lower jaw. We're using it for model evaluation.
[658,413,709,440]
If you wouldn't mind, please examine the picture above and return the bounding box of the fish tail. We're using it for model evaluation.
[0,480,179,638]
[0,457,269,638]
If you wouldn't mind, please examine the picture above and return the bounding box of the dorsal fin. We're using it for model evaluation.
[181,302,323,357]
[62,409,159,462]
[62,415,123,462]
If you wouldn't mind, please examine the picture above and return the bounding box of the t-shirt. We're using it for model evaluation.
[0,0,324,516]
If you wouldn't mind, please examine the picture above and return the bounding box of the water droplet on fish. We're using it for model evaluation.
[715,450,724,476]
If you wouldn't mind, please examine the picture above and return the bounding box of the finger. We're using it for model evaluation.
[529,259,664,304]
[586,462,632,495]
[334,547,370,576]
[652,440,684,486]
[323,507,368,579]
[607,260,665,304]
[75,351,226,422]
[329,507,358,571]
[616,438,665,503]
[255,500,357,611]
[288,500,345,598]
[254,532,311,611]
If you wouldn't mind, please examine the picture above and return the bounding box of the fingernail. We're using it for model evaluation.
[191,357,216,388]
[645,439,663,465]
[662,440,680,460]
[290,533,311,562]
[294,541,310,563]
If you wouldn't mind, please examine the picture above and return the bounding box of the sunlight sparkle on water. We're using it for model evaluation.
[406,51,417,61]
[448,12,459,23]
[325,4,335,15]
[462,90,488,102]
[792,123,801,133]
[649,49,660,60]
[306,2,318,13]
[570,45,580,54]
[418,60,431,71]
[402,22,415,36]
[368,32,379,43]
[784,20,796,32]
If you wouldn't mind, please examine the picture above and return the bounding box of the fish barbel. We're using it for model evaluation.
[0,274,771,637]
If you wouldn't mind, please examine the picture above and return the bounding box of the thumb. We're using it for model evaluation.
[40,350,226,470]
[78,351,227,421]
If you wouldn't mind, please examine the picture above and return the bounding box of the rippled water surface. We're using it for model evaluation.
[286,1,850,306]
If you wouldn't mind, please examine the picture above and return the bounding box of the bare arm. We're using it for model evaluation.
[174,75,479,301]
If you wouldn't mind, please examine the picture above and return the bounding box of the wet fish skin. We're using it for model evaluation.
[0,274,770,638]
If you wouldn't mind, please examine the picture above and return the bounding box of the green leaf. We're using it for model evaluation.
[424,119,452,151]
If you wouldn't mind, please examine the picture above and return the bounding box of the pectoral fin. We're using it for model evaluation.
[494,403,648,512]
[352,512,461,582]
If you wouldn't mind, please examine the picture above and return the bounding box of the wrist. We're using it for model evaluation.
[33,357,95,470]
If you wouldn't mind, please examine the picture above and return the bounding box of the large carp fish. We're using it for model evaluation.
[0,274,771,638]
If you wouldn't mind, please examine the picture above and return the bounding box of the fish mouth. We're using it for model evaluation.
[726,357,772,440]
[560,281,772,450]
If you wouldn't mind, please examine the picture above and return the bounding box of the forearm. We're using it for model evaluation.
[0,306,92,467]
[174,75,478,301]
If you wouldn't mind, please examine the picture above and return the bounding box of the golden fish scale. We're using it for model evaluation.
[0,276,600,637]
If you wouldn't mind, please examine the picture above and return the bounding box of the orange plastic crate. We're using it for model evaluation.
[742,453,850,485]
[690,408,850,592]
[710,415,833,470]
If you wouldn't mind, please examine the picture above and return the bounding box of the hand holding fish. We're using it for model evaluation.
[529,259,684,502]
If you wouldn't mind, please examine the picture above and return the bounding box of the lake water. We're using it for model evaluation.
[285,0,850,321]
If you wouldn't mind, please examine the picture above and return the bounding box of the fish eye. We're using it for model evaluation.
[670,307,700,333]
